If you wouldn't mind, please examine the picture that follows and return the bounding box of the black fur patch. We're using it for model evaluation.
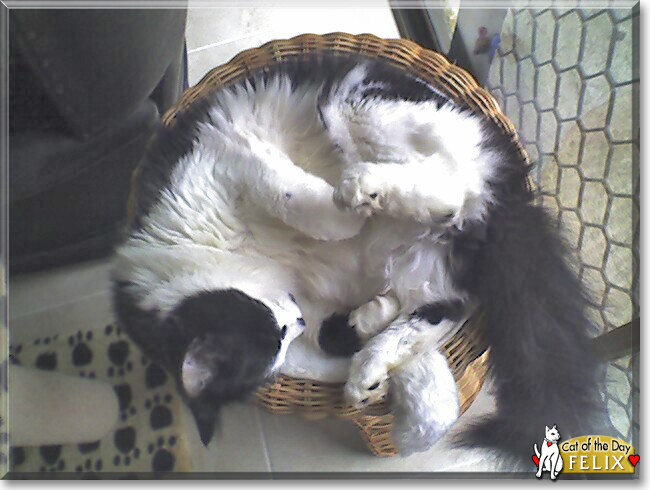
[113,284,282,446]
[412,299,465,325]
[171,289,280,399]
[318,313,362,357]
[449,115,609,466]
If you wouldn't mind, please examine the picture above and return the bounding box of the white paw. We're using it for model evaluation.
[333,164,387,218]
[344,349,390,409]
[389,349,460,455]
[348,295,400,340]
[348,307,380,340]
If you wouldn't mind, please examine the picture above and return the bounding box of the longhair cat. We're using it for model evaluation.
[112,54,604,462]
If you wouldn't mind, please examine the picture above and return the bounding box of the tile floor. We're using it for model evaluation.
[185,2,401,87]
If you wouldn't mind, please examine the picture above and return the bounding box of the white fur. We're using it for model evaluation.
[281,335,351,383]
[114,63,497,452]
[390,349,460,456]
[348,290,401,340]
[343,315,466,454]
[344,316,464,408]
[181,350,213,398]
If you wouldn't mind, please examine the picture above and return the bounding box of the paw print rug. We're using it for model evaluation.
[8,324,200,477]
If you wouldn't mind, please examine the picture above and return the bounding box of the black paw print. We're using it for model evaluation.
[35,351,57,371]
[32,335,57,347]
[72,441,102,473]
[37,444,66,473]
[114,384,137,422]
[104,324,125,337]
[139,355,171,390]
[146,435,177,472]
[145,394,174,431]
[106,340,133,378]
[29,334,62,371]
[9,447,26,468]
[68,331,94,375]
[112,426,141,468]
[74,457,104,473]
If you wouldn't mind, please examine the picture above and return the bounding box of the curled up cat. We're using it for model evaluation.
[112,55,605,464]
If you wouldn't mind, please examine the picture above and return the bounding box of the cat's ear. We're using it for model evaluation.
[181,337,217,398]
[552,425,557,429]
[545,425,550,432]
[188,398,219,446]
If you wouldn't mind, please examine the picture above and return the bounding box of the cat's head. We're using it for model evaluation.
[545,425,561,442]
[169,289,304,443]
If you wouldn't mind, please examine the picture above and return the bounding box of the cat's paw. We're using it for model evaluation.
[333,164,386,218]
[348,307,383,340]
[344,348,390,409]
[318,312,362,357]
[348,294,400,340]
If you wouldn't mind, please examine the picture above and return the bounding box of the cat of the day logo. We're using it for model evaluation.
[532,427,639,479]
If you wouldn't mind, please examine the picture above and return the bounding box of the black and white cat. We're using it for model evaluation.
[112,55,604,463]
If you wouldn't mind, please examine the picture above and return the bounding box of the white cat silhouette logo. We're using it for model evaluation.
[533,425,564,480]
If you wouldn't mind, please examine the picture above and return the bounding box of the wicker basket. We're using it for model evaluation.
[130,33,529,457]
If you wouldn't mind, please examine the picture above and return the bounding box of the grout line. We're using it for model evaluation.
[253,405,275,474]
[187,29,273,54]
[8,261,113,319]
[8,289,111,322]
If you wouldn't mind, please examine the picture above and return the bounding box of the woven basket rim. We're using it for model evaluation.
[162,32,529,167]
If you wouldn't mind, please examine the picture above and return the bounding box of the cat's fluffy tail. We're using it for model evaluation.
[455,198,610,468]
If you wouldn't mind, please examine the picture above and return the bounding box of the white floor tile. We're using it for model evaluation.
[186,3,399,53]
[188,34,271,87]
[9,258,114,320]
[196,402,272,473]
[185,8,251,52]
[9,290,114,346]
[186,4,400,87]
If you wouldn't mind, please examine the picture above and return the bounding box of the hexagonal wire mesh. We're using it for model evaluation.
[487,8,639,446]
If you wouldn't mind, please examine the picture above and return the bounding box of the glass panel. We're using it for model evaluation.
[487,6,639,448]
[426,0,460,53]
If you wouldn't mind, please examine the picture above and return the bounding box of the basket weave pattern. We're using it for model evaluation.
[146,33,527,457]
